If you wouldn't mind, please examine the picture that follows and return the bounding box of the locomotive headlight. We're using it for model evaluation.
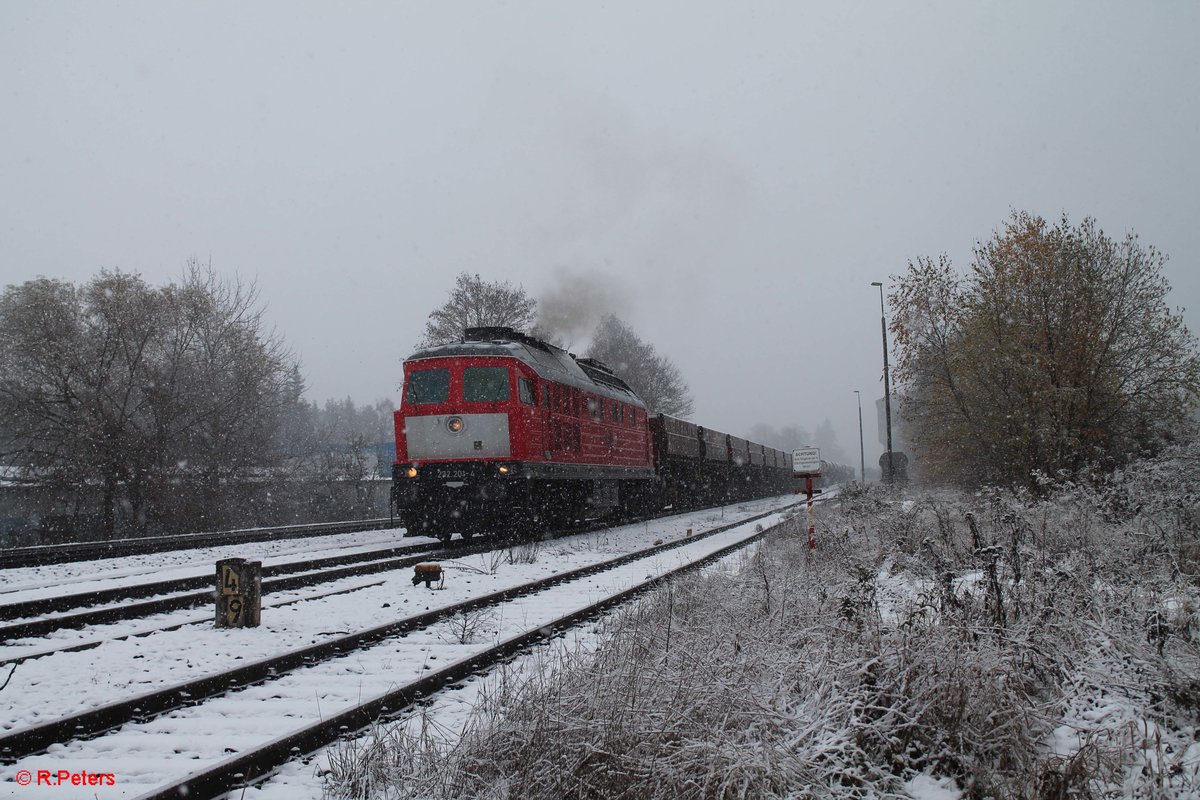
[447,416,464,433]
[405,466,418,479]
[498,465,510,475]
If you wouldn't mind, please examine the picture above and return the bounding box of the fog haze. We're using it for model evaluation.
[3,2,1197,466]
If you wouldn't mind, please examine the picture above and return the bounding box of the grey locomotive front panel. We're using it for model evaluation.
[405,414,511,459]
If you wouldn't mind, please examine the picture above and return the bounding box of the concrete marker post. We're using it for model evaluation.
[216,557,262,628]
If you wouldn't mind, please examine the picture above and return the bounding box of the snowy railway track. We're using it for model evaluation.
[0,516,640,645]
[0,518,399,570]
[0,498,804,798]
[0,541,453,642]
[0,497,777,644]
[0,523,588,662]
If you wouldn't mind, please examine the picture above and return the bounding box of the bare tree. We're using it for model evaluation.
[158,262,299,529]
[778,425,813,451]
[748,422,820,453]
[812,419,850,464]
[0,264,301,538]
[891,212,1200,488]
[295,396,396,519]
[586,315,694,418]
[420,272,537,347]
[0,272,160,534]
[312,397,395,443]
[748,422,780,446]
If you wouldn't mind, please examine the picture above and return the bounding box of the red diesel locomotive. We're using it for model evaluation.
[391,327,792,542]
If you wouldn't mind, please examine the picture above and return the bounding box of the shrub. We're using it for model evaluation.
[325,448,1200,798]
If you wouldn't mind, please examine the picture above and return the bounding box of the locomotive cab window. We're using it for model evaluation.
[464,367,510,402]
[519,377,535,405]
[405,368,450,405]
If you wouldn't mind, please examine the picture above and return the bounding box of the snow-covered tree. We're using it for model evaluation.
[586,315,694,418]
[891,212,1200,487]
[420,272,537,347]
[813,419,849,464]
[0,263,300,536]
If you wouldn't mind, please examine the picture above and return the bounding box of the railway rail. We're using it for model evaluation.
[0,498,809,799]
[0,495,784,643]
[0,517,398,570]
[0,540,446,640]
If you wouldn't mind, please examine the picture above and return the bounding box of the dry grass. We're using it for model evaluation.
[324,444,1200,799]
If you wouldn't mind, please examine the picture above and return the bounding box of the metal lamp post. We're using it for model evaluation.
[870,281,895,483]
[854,389,866,484]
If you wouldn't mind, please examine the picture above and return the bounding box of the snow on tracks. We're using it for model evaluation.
[0,498,797,798]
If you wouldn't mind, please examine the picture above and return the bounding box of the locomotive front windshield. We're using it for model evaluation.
[463,367,510,402]
[405,368,450,405]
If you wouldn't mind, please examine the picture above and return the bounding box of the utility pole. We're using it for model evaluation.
[854,389,866,484]
[870,281,895,483]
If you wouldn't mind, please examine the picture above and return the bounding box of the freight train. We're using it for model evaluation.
[391,327,794,542]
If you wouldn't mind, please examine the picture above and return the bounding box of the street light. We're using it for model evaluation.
[870,281,895,483]
[853,389,866,484]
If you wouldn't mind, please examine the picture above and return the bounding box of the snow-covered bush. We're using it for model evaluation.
[324,447,1200,798]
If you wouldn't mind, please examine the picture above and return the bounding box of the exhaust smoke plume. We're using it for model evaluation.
[535,266,632,349]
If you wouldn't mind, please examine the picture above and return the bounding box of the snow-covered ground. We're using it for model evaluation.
[0,527,434,607]
[0,497,794,799]
[241,627,607,800]
[283,471,1200,800]
[242,523,799,800]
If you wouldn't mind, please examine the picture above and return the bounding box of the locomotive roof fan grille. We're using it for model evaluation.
[463,326,553,352]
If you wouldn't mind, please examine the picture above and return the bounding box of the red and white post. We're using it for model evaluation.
[792,447,822,550]
[805,476,817,549]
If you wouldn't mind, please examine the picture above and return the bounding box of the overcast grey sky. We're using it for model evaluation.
[3,1,1198,465]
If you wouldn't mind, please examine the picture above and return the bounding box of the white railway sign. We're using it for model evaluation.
[792,447,821,474]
